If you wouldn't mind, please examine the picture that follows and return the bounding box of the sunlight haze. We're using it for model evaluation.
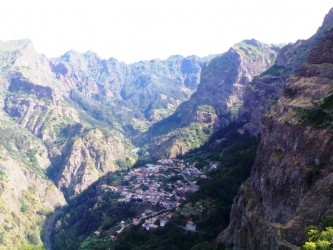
[1,0,332,62]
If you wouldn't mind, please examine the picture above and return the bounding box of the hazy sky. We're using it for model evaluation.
[1,0,332,62]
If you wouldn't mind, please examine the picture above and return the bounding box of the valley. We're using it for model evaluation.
[50,122,259,249]
[51,158,207,249]
[0,5,333,250]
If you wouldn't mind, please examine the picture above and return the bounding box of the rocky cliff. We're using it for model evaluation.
[144,40,280,158]
[0,39,210,199]
[219,7,333,249]
[0,40,211,248]
[53,128,136,198]
[51,50,208,130]
[0,116,65,249]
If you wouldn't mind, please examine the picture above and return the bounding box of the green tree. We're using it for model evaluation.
[302,226,333,250]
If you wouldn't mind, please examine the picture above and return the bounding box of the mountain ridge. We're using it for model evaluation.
[0,39,212,248]
[142,39,280,159]
[219,6,333,249]
[0,16,327,249]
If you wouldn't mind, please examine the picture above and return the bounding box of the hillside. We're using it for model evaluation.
[142,40,279,159]
[219,7,333,249]
[47,39,280,249]
[0,40,209,248]
[0,115,65,249]
[48,6,333,250]
[50,122,258,250]
[1,6,332,250]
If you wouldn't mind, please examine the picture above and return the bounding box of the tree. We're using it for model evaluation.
[302,226,333,250]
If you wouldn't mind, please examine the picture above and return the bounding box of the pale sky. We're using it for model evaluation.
[0,0,332,62]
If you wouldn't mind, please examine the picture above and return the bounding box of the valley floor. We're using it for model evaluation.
[90,158,208,239]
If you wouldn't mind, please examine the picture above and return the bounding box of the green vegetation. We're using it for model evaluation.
[51,121,257,249]
[205,54,238,85]
[109,123,258,249]
[0,120,46,177]
[260,65,289,77]
[184,126,258,235]
[300,93,333,128]
[145,113,182,140]
[145,119,215,160]
[174,123,212,148]
[197,104,216,113]
[69,90,122,131]
[0,169,6,181]
[302,215,333,249]
[236,40,267,60]
[51,173,149,250]
[145,105,219,158]
[0,186,51,249]
[110,224,219,250]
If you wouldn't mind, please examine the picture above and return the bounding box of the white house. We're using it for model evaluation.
[185,220,196,232]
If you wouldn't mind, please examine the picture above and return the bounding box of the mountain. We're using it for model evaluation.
[0,40,211,199]
[47,40,280,250]
[219,7,333,249]
[142,40,280,158]
[50,50,208,131]
[0,40,210,248]
[2,6,332,249]
[0,114,65,248]
[47,7,333,250]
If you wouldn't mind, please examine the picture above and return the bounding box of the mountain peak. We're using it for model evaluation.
[61,49,81,60]
[237,39,261,47]
[83,50,100,60]
[322,7,333,29]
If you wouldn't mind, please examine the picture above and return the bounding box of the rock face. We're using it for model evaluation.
[0,39,210,247]
[54,128,133,198]
[51,51,208,129]
[0,117,65,248]
[144,40,280,158]
[219,7,333,249]
[0,39,210,199]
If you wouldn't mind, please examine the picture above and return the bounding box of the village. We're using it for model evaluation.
[101,158,208,240]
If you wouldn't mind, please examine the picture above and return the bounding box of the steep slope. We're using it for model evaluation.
[0,40,210,198]
[219,7,333,249]
[51,51,208,131]
[49,124,259,250]
[144,40,279,158]
[0,115,65,249]
[0,40,210,248]
[51,128,136,198]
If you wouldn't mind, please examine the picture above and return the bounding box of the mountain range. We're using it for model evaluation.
[0,6,333,250]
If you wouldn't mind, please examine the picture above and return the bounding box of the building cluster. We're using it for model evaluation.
[140,211,173,231]
[102,159,206,235]
[104,159,206,210]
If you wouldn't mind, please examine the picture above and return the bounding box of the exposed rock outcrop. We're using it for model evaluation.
[54,128,135,198]
[0,118,65,248]
[219,7,333,249]
[0,39,210,248]
[51,51,208,127]
[144,40,280,158]
[0,39,209,201]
